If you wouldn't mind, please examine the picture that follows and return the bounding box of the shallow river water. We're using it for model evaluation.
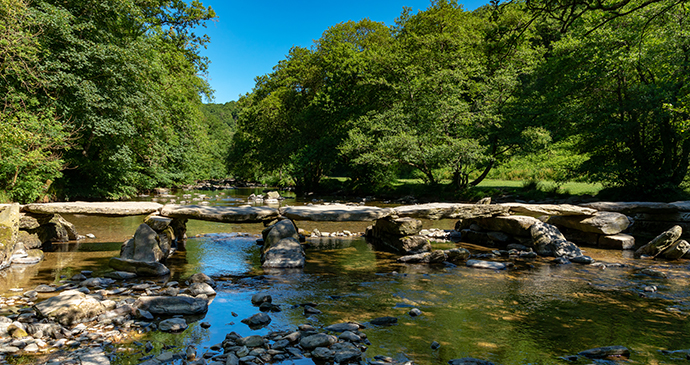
[3,189,690,365]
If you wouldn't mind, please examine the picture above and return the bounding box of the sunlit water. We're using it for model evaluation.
[2,189,690,364]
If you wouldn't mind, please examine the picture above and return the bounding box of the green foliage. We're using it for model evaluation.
[0,0,69,203]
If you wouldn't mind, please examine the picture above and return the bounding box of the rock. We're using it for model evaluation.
[530,222,583,258]
[446,248,471,262]
[300,334,337,350]
[144,215,173,231]
[120,223,169,262]
[466,260,507,270]
[598,234,635,250]
[78,348,112,365]
[570,255,594,264]
[188,282,216,296]
[24,202,163,216]
[304,305,322,315]
[241,313,271,328]
[372,217,422,236]
[251,293,272,305]
[261,237,305,268]
[238,335,265,348]
[35,290,107,326]
[431,341,441,349]
[660,239,690,260]
[409,308,422,317]
[134,296,208,315]
[548,212,630,235]
[472,215,542,237]
[11,248,44,264]
[0,204,20,270]
[581,201,678,214]
[578,345,630,359]
[312,347,334,360]
[80,277,115,287]
[17,230,41,250]
[502,203,597,217]
[333,348,362,363]
[34,284,56,293]
[281,204,392,221]
[325,322,360,333]
[634,225,683,258]
[108,257,170,276]
[103,271,138,280]
[187,272,216,288]
[7,323,28,338]
[394,203,509,220]
[448,358,496,365]
[370,316,397,326]
[51,214,78,240]
[159,318,188,332]
[339,331,361,342]
[161,205,279,223]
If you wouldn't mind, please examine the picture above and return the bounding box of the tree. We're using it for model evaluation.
[231,19,391,193]
[519,0,690,196]
[0,0,70,203]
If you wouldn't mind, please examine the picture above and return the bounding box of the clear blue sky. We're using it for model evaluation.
[198,0,489,104]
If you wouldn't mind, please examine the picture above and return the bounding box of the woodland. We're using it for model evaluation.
[2,0,689,203]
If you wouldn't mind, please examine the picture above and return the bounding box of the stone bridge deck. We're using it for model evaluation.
[19,201,619,222]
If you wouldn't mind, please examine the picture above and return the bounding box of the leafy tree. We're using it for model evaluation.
[520,0,690,196]
[0,0,70,203]
[231,19,391,193]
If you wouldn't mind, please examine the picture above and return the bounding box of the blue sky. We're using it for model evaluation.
[198,0,488,104]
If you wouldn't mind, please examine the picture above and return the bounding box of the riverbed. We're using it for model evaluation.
[2,188,690,364]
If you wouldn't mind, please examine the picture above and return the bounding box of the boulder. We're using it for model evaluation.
[17,231,42,250]
[548,212,630,235]
[18,213,42,230]
[134,296,208,315]
[188,282,216,296]
[51,214,78,240]
[660,239,690,260]
[144,215,172,231]
[109,257,170,276]
[261,237,305,268]
[530,222,583,258]
[35,290,107,326]
[120,223,169,262]
[261,220,305,268]
[241,313,271,328]
[471,215,541,237]
[373,217,422,236]
[634,225,682,258]
[598,234,635,250]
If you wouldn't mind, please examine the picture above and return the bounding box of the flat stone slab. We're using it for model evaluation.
[393,203,509,220]
[23,202,162,216]
[501,203,596,217]
[581,201,681,214]
[280,204,393,221]
[161,204,279,223]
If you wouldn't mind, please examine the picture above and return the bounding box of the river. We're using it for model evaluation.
[2,188,690,364]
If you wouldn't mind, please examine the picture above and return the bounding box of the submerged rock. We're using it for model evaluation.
[578,345,630,359]
[448,358,497,365]
[159,318,188,332]
[466,260,507,270]
[35,290,107,326]
[134,296,208,315]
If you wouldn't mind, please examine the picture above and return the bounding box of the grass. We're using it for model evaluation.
[319,177,604,202]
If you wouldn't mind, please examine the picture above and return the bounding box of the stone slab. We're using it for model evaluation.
[280,204,392,221]
[23,202,162,216]
[161,205,279,223]
[501,203,596,217]
[393,203,509,220]
[580,201,679,214]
